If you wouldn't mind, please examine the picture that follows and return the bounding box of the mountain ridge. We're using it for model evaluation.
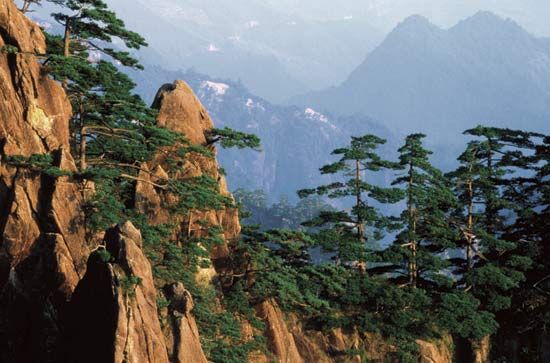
[290,11,550,142]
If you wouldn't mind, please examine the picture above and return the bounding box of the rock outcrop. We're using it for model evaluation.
[0,1,89,361]
[136,80,241,271]
[256,300,305,363]
[473,336,491,363]
[133,79,239,361]
[417,336,453,363]
[253,299,454,363]
[63,222,171,363]
[162,282,208,363]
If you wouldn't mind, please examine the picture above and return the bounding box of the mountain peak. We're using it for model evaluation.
[395,14,438,31]
[385,14,442,41]
[470,10,502,21]
[451,10,524,33]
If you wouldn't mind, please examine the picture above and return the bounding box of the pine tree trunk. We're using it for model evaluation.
[79,123,87,171]
[408,163,417,288]
[355,159,367,272]
[355,159,364,242]
[63,24,71,57]
[464,173,475,291]
[466,177,474,273]
[486,140,496,235]
[62,21,71,89]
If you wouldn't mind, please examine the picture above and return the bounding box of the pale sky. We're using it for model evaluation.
[263,0,550,36]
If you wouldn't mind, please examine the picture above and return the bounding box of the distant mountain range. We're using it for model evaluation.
[130,66,396,201]
[291,11,550,140]
[128,11,550,200]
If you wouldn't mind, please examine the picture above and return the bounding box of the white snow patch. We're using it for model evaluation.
[228,35,241,42]
[246,98,254,108]
[207,43,220,52]
[202,81,229,96]
[305,108,329,123]
[344,15,353,20]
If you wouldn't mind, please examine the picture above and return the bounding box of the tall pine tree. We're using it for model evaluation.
[380,134,457,289]
[449,126,534,313]
[298,134,403,267]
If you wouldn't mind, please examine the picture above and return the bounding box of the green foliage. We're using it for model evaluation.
[379,133,457,289]
[206,127,261,150]
[83,180,126,233]
[43,1,175,183]
[96,248,112,263]
[298,134,403,264]
[447,126,538,322]
[49,0,147,66]
[437,292,497,340]
[120,275,142,297]
[168,176,234,213]
[14,2,262,362]
[191,283,266,363]
[17,2,548,359]
[0,45,19,54]
[232,126,548,360]
[4,154,73,177]
[232,226,433,359]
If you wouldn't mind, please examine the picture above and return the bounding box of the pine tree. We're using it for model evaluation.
[379,134,457,289]
[298,134,403,267]
[43,0,164,173]
[50,0,146,65]
[205,127,261,150]
[485,130,549,359]
[449,126,535,313]
[527,135,550,293]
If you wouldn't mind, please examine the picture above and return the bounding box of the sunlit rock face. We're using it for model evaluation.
[0,1,91,361]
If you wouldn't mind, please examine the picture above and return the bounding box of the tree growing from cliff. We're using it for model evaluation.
[43,0,173,175]
[206,127,261,150]
[298,134,403,266]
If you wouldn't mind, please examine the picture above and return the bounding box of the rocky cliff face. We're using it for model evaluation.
[0,1,89,361]
[63,222,170,363]
[0,2,215,361]
[251,298,455,363]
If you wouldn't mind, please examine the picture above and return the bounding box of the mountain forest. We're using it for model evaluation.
[0,0,548,362]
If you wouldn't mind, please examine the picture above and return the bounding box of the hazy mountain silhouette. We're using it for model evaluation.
[292,11,550,139]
